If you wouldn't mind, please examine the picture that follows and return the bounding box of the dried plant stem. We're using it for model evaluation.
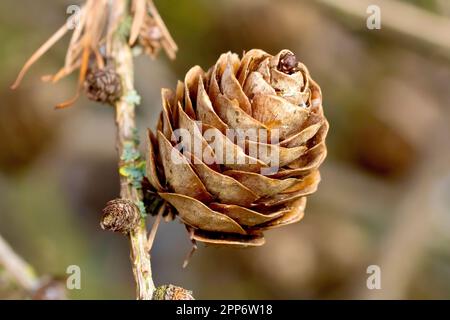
[112,13,154,299]
[0,234,39,293]
[146,203,165,252]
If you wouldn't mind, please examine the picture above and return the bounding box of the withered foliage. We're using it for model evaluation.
[11,0,177,108]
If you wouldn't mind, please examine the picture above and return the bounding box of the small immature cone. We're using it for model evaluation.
[138,15,164,58]
[146,49,329,247]
[101,199,141,234]
[152,285,194,300]
[84,67,122,105]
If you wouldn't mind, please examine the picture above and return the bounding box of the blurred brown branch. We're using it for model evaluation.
[315,0,450,58]
[359,117,450,299]
[0,234,38,293]
[0,234,66,299]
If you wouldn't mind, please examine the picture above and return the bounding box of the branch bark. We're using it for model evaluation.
[112,4,155,300]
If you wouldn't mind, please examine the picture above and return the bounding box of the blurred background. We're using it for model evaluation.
[1,0,450,299]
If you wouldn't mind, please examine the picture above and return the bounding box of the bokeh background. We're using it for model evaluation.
[1,0,450,299]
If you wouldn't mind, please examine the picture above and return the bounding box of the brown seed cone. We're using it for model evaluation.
[146,49,328,247]
[84,67,122,105]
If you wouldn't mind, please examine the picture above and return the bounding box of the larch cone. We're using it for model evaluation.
[146,49,329,247]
